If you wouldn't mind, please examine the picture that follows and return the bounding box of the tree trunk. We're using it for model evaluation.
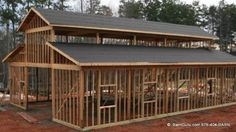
[12,21,16,48]
[6,23,10,52]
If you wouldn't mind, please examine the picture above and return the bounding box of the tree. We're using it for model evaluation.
[205,5,218,35]
[23,0,53,11]
[217,0,231,45]
[54,0,70,11]
[192,1,208,27]
[0,0,24,49]
[86,0,100,14]
[143,0,161,21]
[0,2,10,51]
[118,0,144,19]
[97,5,113,16]
[159,0,197,25]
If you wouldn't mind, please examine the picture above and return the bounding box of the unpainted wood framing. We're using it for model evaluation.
[4,10,236,131]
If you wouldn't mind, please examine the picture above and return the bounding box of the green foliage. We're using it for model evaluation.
[118,0,144,19]
[54,0,70,11]
[84,0,113,16]
[97,5,113,16]
[86,0,101,14]
[143,0,161,21]
[158,0,197,25]
[117,0,236,45]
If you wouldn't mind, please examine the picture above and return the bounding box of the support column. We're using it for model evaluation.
[133,35,137,45]
[24,34,28,63]
[164,38,167,47]
[127,69,131,119]
[141,70,144,118]
[51,48,55,118]
[24,66,28,110]
[209,40,213,49]
[36,68,39,102]
[79,69,85,128]
[96,33,101,44]
[97,70,101,125]
[51,29,56,42]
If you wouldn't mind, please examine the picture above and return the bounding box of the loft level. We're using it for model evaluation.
[24,29,213,49]
[54,34,212,49]
[20,8,216,50]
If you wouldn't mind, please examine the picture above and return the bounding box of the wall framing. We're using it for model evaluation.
[3,8,236,131]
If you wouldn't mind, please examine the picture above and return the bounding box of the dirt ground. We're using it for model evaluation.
[0,102,236,132]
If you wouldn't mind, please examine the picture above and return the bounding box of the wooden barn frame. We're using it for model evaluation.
[2,8,236,130]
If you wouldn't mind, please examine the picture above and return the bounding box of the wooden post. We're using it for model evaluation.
[50,29,56,119]
[176,68,180,112]
[141,70,145,118]
[24,33,28,63]
[51,48,55,118]
[51,29,56,42]
[97,70,101,125]
[114,70,118,122]
[133,35,137,45]
[24,66,28,109]
[96,33,100,44]
[165,69,169,113]
[209,40,213,49]
[164,38,167,47]
[127,69,131,119]
[24,30,28,109]
[129,39,132,45]
[79,70,84,128]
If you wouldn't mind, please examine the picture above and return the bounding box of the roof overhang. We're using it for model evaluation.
[79,62,236,67]
[52,24,219,41]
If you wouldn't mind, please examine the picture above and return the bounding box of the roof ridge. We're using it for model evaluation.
[34,8,203,29]
[18,7,217,40]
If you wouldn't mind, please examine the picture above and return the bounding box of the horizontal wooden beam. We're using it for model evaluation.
[53,118,82,131]
[25,26,52,33]
[10,103,27,110]
[52,64,80,70]
[9,62,80,70]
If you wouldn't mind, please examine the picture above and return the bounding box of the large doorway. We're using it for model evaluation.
[28,67,51,109]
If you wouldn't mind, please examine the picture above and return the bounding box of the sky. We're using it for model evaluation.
[99,0,236,15]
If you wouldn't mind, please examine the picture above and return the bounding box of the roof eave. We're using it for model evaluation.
[80,62,236,67]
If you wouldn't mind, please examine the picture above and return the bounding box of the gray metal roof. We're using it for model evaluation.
[51,42,236,64]
[34,8,217,39]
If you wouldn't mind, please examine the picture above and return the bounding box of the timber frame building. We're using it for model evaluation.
[2,8,236,130]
